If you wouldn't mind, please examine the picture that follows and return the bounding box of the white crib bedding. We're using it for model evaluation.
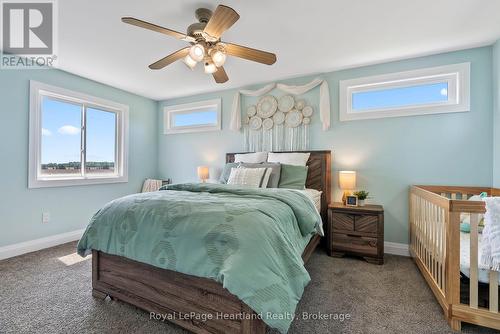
[460,231,500,284]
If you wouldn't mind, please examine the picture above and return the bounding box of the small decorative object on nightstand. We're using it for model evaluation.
[327,202,384,264]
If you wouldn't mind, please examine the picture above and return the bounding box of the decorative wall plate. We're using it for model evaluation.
[249,116,263,130]
[257,95,277,118]
[303,117,311,125]
[278,95,295,113]
[262,118,274,131]
[285,109,303,128]
[273,111,285,125]
[247,105,257,116]
[295,99,305,110]
[302,105,313,117]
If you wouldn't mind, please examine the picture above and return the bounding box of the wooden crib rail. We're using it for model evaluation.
[414,185,488,213]
[410,185,500,331]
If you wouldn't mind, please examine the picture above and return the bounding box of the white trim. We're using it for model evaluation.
[29,81,129,188]
[384,241,410,257]
[164,99,221,134]
[0,229,85,260]
[339,63,471,121]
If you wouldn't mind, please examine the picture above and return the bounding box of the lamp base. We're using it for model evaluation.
[342,191,351,205]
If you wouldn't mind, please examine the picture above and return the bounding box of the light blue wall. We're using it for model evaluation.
[0,69,158,247]
[493,40,500,187]
[159,46,493,245]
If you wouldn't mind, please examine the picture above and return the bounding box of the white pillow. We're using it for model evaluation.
[227,167,267,188]
[267,152,310,166]
[234,152,268,163]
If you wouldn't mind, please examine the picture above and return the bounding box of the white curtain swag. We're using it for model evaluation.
[230,78,330,132]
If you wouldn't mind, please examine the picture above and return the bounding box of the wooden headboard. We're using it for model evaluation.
[226,150,331,221]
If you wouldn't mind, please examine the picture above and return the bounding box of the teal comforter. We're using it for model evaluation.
[77,183,321,332]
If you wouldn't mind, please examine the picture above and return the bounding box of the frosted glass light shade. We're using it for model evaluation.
[189,44,205,62]
[211,50,226,67]
[183,55,197,69]
[197,166,209,182]
[339,171,356,190]
[204,61,217,74]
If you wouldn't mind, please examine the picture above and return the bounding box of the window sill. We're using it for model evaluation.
[28,175,128,188]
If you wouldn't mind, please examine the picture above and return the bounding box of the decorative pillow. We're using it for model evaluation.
[239,163,281,188]
[267,152,310,166]
[219,162,239,183]
[260,168,273,188]
[278,164,308,189]
[234,152,268,163]
[227,167,267,188]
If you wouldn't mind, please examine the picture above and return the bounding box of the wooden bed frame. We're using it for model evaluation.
[409,185,500,331]
[92,150,331,334]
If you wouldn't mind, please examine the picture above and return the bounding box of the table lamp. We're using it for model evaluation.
[197,166,209,183]
[339,171,356,204]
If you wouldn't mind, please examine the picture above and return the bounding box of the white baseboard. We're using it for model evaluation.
[0,229,85,260]
[384,241,410,257]
[0,229,410,260]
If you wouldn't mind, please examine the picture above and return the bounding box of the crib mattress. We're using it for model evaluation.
[460,232,500,284]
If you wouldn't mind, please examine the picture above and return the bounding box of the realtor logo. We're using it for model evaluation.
[1,0,57,69]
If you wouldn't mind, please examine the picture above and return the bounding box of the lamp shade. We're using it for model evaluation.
[197,166,209,181]
[339,171,356,190]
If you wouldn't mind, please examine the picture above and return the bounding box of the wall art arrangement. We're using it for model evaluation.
[229,77,330,152]
[243,95,315,151]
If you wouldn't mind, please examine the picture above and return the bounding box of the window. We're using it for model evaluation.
[29,81,128,188]
[339,63,470,121]
[164,99,221,134]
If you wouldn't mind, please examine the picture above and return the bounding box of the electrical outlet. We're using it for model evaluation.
[42,212,50,224]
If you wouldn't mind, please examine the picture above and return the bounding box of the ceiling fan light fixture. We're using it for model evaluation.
[189,44,205,62]
[183,55,197,69]
[211,50,226,67]
[204,60,217,74]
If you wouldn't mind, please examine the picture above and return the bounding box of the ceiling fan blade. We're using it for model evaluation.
[122,17,189,40]
[224,43,276,65]
[203,5,239,39]
[213,66,229,83]
[149,47,190,70]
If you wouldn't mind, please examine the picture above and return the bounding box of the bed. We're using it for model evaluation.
[409,185,500,331]
[78,150,331,334]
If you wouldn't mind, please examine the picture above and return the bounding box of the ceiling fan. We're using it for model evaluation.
[122,5,277,84]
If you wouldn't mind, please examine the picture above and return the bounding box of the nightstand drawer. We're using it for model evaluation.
[331,213,354,231]
[355,215,378,233]
[332,233,378,256]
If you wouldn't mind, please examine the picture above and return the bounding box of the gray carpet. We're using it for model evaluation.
[1,242,499,334]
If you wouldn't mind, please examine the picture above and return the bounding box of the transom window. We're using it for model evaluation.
[339,63,470,121]
[29,81,128,188]
[164,99,221,134]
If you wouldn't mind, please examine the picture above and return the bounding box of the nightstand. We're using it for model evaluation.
[327,202,384,264]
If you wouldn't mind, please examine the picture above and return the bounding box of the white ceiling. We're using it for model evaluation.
[57,0,500,101]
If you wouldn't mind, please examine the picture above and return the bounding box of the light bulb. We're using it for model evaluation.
[211,50,226,67]
[189,44,205,62]
[204,60,217,74]
[183,55,197,69]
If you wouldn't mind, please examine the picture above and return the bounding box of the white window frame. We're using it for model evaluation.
[339,62,470,121]
[28,81,129,188]
[164,99,221,134]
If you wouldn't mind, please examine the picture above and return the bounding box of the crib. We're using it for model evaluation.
[409,185,500,331]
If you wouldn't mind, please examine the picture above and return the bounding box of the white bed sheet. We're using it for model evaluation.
[292,188,323,236]
[460,231,500,284]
